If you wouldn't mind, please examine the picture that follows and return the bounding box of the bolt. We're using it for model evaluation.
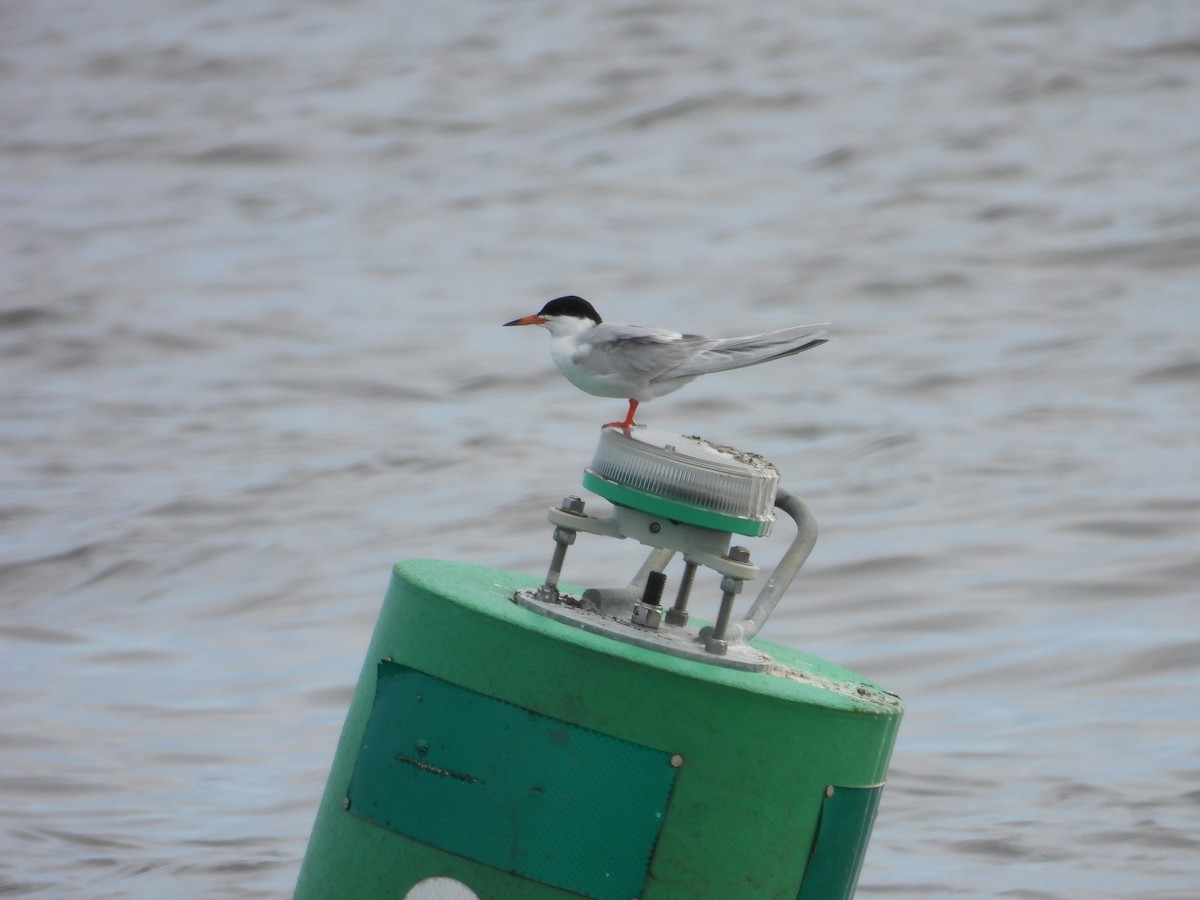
[706,575,743,654]
[560,495,585,514]
[726,545,751,563]
[343,797,351,810]
[538,526,577,603]
[666,560,697,626]
[670,754,684,768]
[648,521,661,534]
[640,570,666,607]
[543,542,568,588]
[632,571,666,628]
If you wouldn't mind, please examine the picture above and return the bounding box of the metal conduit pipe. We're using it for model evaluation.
[735,488,818,642]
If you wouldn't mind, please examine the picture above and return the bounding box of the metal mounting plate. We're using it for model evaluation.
[512,588,775,672]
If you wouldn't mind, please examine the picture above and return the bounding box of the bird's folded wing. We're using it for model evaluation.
[577,325,712,379]
[660,325,828,378]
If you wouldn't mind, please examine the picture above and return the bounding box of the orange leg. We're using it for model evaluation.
[602,399,639,430]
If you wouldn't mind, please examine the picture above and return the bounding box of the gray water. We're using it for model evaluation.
[3,1,1199,897]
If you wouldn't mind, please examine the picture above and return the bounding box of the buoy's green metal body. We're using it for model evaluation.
[296,559,902,900]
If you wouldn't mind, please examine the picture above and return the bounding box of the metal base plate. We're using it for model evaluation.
[512,589,775,673]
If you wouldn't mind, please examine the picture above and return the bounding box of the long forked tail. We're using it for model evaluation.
[666,325,829,378]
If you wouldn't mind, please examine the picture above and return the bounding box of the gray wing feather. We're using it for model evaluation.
[577,322,828,383]
[659,324,828,379]
[576,324,716,380]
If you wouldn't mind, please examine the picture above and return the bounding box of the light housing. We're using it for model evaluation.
[582,427,780,536]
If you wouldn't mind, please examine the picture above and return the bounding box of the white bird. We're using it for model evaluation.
[504,295,828,429]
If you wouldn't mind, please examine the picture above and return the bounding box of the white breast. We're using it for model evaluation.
[549,337,635,398]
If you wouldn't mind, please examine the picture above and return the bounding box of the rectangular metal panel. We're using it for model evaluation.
[796,784,884,900]
[347,661,678,900]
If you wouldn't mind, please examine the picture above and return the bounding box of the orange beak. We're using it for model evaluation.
[503,314,547,327]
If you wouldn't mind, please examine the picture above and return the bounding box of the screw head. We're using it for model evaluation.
[670,754,684,768]
[561,495,585,514]
[726,545,751,563]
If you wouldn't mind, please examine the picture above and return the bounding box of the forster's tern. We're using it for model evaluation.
[504,295,828,428]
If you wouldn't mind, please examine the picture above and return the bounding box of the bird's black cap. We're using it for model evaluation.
[538,295,602,324]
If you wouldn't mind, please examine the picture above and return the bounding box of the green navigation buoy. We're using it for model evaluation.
[296,428,903,900]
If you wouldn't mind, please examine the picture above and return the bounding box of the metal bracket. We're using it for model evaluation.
[517,487,818,669]
[547,504,759,581]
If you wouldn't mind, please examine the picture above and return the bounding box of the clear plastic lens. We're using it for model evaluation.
[589,429,779,521]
